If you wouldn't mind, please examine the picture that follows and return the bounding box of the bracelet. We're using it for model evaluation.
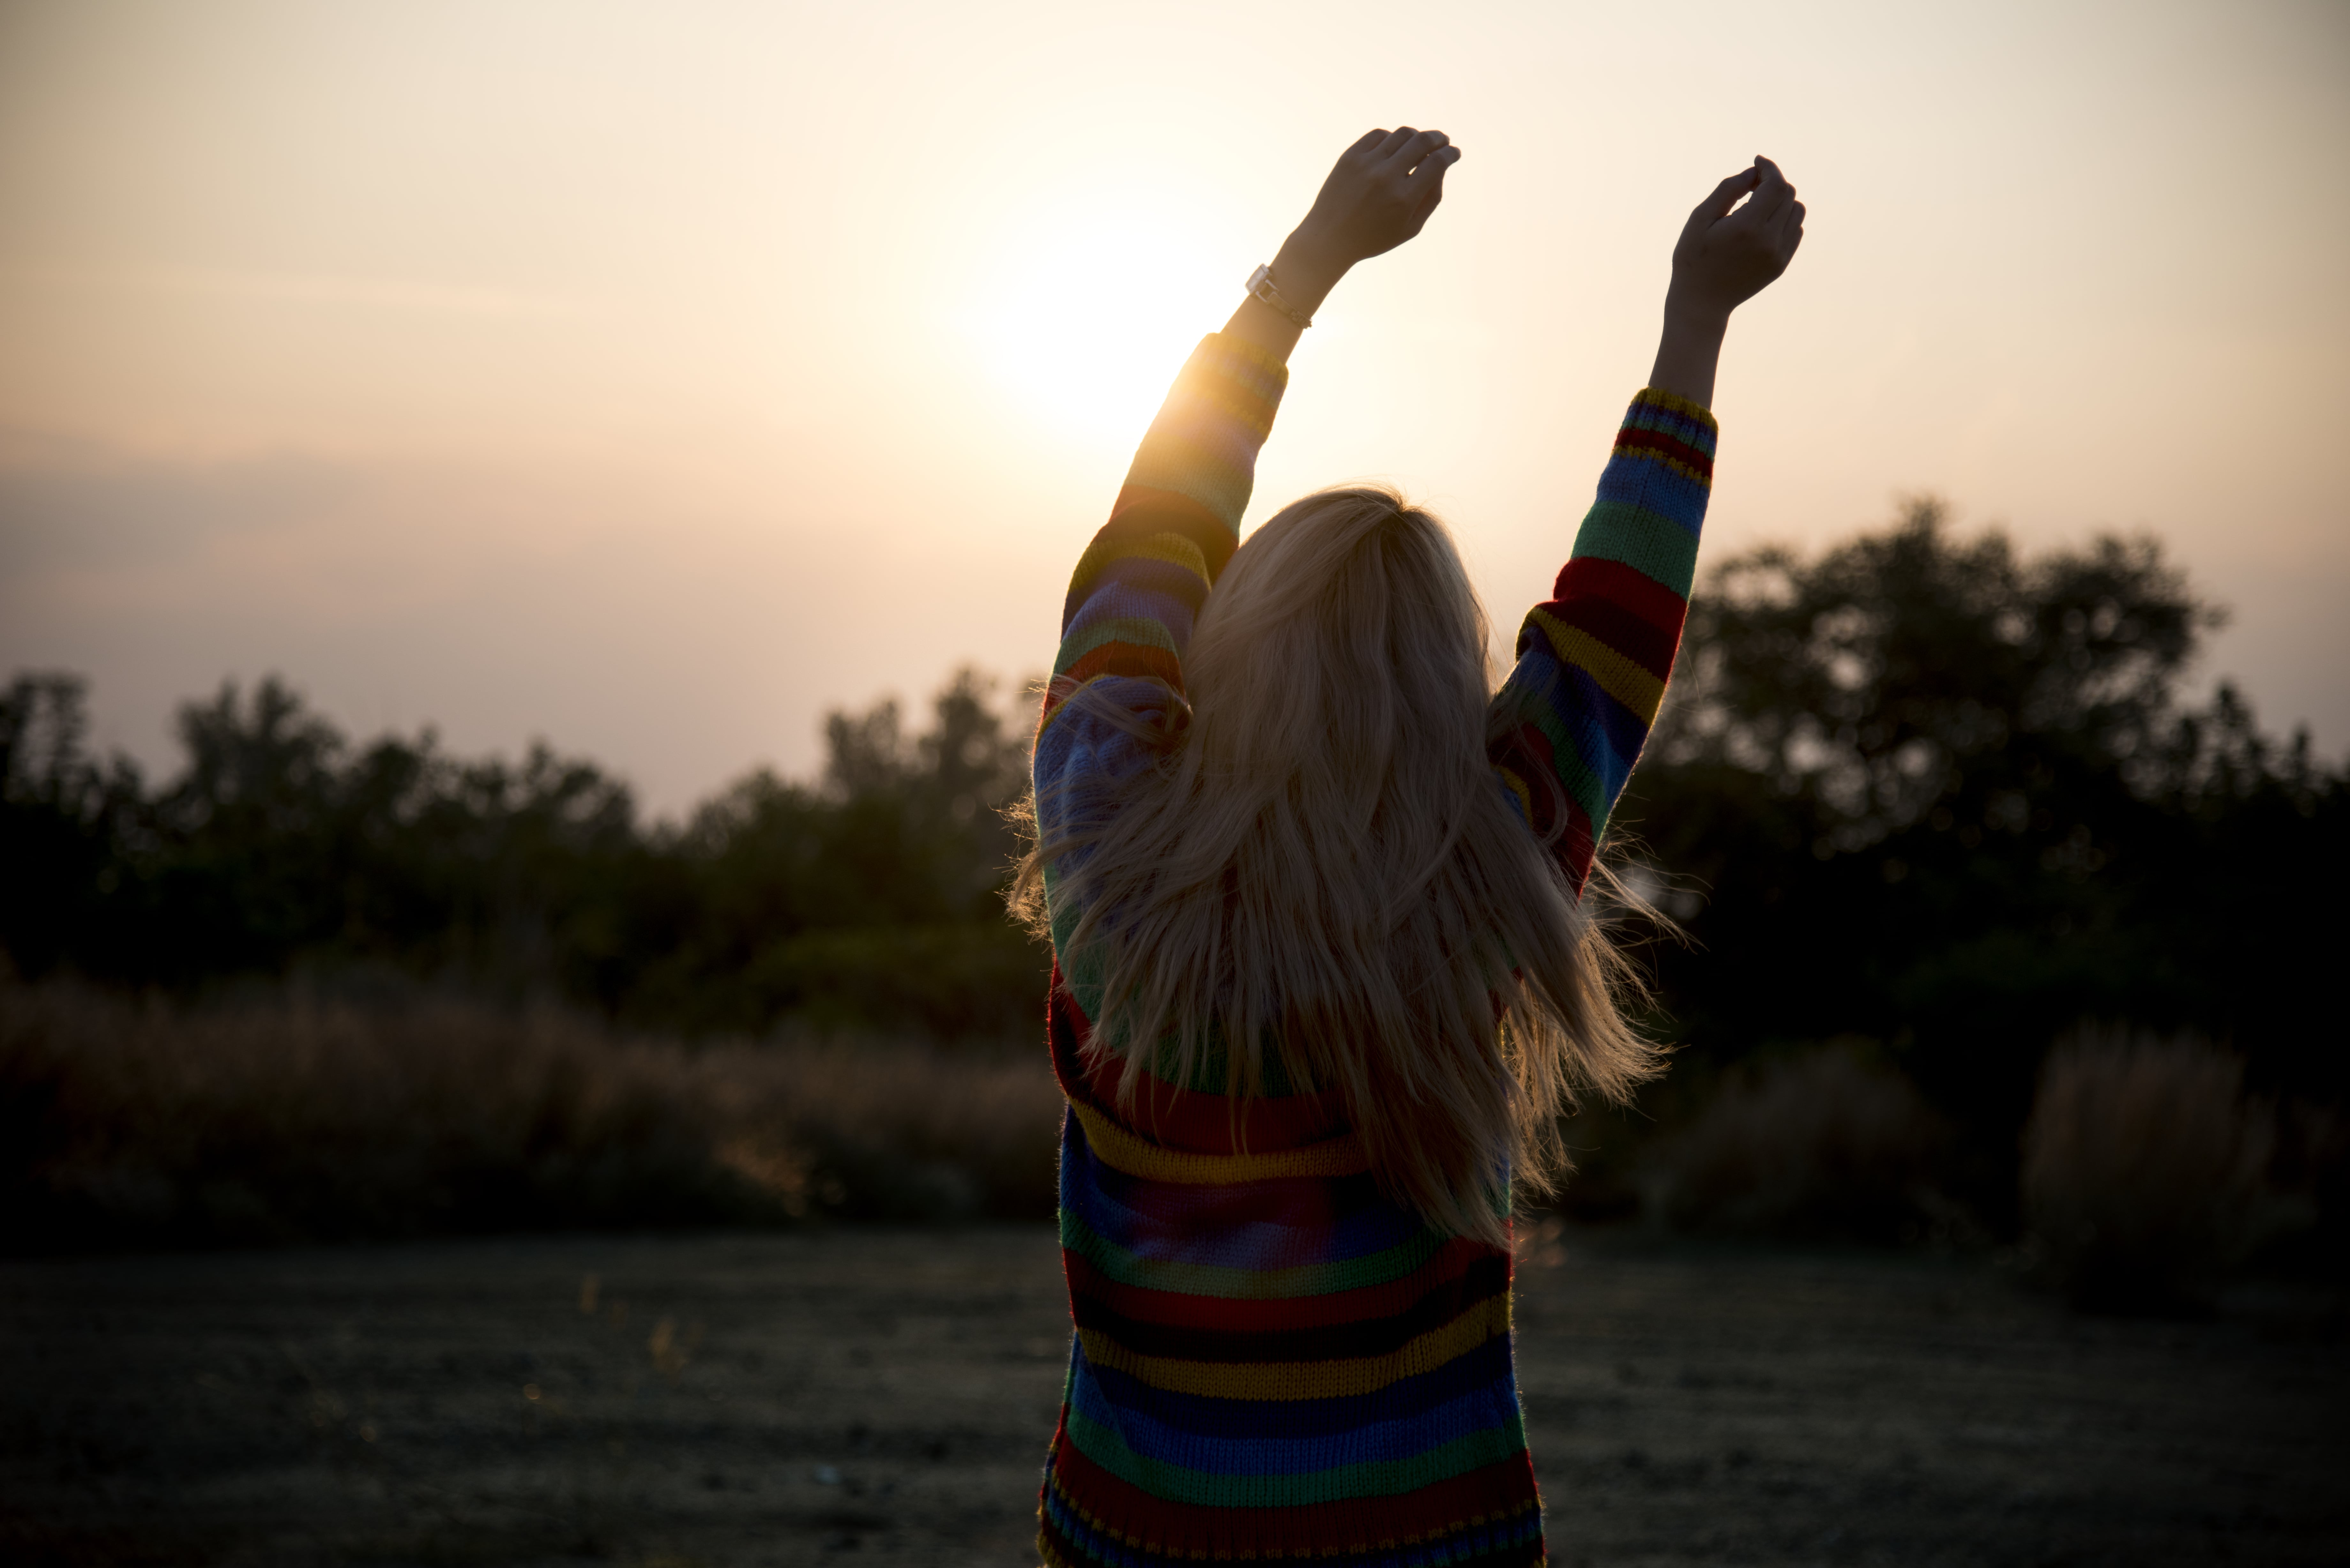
[1245,264,1315,330]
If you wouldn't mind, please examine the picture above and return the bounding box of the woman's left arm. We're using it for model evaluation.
[1490,157,1805,893]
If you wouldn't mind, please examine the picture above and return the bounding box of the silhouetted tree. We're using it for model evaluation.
[4,508,2339,1118]
[1,674,146,978]
[1618,501,2344,1212]
[0,665,1044,1039]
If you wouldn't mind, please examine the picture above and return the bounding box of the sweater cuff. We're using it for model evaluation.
[1197,330,1291,386]
[1631,385,1720,434]
[1165,332,1288,439]
[1616,387,1718,493]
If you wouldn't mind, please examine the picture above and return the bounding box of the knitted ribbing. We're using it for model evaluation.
[1031,334,1714,1564]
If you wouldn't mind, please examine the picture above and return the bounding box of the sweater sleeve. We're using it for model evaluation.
[1488,387,1718,893]
[1032,332,1289,945]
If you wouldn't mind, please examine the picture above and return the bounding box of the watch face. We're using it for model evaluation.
[1247,264,1272,292]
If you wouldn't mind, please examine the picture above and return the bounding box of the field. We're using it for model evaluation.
[3,1225,2343,1568]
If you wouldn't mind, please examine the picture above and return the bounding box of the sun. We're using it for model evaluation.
[956,189,1234,446]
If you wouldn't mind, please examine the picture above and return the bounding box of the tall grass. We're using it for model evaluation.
[1639,1044,1955,1243]
[2020,1027,2292,1311]
[0,974,1064,1251]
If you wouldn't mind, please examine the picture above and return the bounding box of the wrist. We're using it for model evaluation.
[1270,229,1351,314]
[1659,290,1732,342]
[1649,291,1728,410]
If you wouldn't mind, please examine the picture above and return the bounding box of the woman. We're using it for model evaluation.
[1017,127,1805,1566]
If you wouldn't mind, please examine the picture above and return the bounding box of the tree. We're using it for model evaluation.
[0,665,1048,1040]
[0,674,144,978]
[1617,501,2344,1207]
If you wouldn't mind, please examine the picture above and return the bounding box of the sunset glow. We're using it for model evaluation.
[1,0,2343,813]
[959,189,1231,442]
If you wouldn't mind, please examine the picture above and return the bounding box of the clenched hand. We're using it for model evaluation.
[1667,156,1806,328]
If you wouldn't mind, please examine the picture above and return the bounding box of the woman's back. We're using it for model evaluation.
[1046,967,1536,1558]
[1022,131,1801,1566]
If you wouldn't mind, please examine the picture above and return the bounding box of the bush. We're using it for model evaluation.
[0,666,1048,1042]
[736,924,1049,1039]
[2020,1027,2295,1311]
[0,973,1064,1252]
[1617,504,2348,1222]
[1640,1044,1954,1243]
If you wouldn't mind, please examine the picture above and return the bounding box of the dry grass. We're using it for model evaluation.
[2021,1026,2297,1311]
[1640,1043,1956,1243]
[0,974,1064,1251]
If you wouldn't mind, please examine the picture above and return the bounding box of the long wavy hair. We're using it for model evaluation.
[1011,486,1662,1245]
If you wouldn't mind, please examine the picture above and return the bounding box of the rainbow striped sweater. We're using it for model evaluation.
[1031,333,1715,1565]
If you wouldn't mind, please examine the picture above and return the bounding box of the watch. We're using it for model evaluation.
[1246,264,1315,330]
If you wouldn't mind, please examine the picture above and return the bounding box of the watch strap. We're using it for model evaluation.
[1245,264,1315,330]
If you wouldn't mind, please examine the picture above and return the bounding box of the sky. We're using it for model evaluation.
[2,0,2344,817]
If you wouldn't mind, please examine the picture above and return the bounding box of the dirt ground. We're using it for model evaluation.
[2,1225,2342,1567]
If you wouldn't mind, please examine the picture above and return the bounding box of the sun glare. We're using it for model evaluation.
[957,191,1232,448]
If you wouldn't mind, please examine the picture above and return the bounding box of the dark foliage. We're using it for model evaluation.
[0,977,1065,1252]
[1617,500,2346,1221]
[4,504,2342,1241]
[0,666,1046,1039]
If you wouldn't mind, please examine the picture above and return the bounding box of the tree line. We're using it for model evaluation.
[1612,502,2341,1217]
[4,502,2342,1197]
[1,667,1045,1039]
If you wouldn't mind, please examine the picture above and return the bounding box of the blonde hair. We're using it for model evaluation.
[1012,486,1661,1245]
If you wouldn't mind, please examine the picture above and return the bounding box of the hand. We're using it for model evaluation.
[1274,128,1463,306]
[1664,156,1806,328]
[1648,156,1805,407]
[1219,127,1460,365]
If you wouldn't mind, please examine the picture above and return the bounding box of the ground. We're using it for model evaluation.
[2,1225,2342,1566]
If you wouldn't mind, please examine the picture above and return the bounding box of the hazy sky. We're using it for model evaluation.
[4,0,2344,815]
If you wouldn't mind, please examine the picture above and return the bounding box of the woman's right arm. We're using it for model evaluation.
[1031,129,1463,859]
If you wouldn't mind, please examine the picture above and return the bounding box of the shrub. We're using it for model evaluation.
[0,667,1049,1042]
[1640,1043,1953,1242]
[2020,1027,2290,1311]
[1616,506,2347,1216]
[0,973,1064,1252]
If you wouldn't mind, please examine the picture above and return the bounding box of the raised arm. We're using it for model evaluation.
[1033,129,1462,789]
[1219,126,1463,364]
[1490,156,1805,891]
[1030,129,1464,972]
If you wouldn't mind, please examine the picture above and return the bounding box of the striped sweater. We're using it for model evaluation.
[1031,332,1715,1565]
